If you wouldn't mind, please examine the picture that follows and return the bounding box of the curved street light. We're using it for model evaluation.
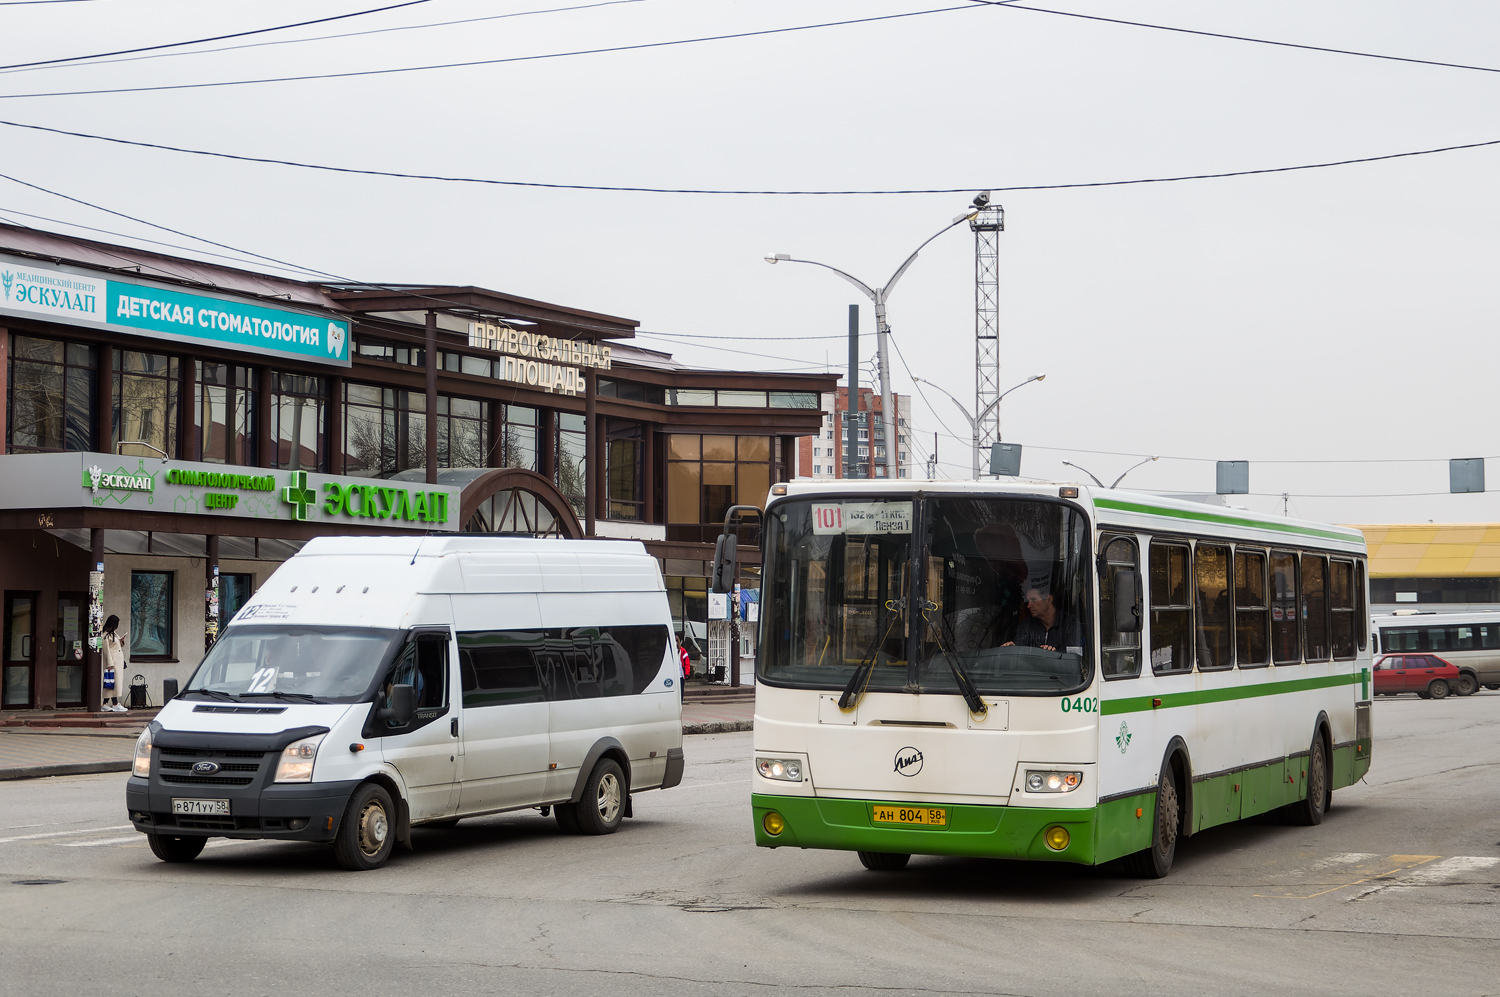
[1061,455,1159,489]
[912,374,1046,478]
[766,207,979,479]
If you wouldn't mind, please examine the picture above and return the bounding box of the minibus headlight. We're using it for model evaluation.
[275,733,327,783]
[1025,769,1083,793]
[132,728,153,778]
[756,757,803,782]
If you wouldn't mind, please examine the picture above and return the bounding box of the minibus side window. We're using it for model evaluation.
[457,632,544,708]
[382,635,448,731]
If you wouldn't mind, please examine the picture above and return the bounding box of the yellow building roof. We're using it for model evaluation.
[1347,524,1500,578]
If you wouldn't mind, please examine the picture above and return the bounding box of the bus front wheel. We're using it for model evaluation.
[1455,673,1478,697]
[1125,759,1179,879]
[858,851,910,871]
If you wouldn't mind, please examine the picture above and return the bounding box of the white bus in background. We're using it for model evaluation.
[1372,611,1500,695]
[741,480,1372,878]
[127,537,684,870]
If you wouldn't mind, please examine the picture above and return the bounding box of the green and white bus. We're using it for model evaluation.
[745,480,1373,877]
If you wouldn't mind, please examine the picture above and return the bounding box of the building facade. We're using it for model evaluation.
[1355,523,1500,615]
[795,386,911,480]
[0,225,832,709]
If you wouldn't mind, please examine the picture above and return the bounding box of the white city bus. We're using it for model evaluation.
[1372,611,1500,695]
[743,480,1373,877]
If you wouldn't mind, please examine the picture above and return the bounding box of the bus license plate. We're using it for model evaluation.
[172,798,230,816]
[872,805,946,827]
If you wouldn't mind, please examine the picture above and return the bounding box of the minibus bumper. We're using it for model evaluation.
[751,793,1101,865]
[127,777,362,842]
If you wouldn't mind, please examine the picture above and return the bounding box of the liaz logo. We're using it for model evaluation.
[1116,720,1132,754]
[1,271,12,301]
[893,747,923,777]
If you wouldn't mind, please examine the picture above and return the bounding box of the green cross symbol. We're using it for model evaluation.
[282,471,316,522]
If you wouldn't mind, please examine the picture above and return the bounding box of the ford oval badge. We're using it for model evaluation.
[192,760,221,776]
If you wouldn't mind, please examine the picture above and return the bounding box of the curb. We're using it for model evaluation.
[0,760,132,781]
[683,720,753,735]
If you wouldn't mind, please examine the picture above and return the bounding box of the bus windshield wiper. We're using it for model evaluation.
[927,602,987,715]
[838,596,903,710]
[183,688,237,702]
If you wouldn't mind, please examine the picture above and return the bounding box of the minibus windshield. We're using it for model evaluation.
[759,496,1092,697]
[183,626,404,704]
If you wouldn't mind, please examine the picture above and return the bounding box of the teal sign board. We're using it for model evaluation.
[0,256,350,368]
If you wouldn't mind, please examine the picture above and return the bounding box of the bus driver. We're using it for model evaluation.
[1004,586,1080,653]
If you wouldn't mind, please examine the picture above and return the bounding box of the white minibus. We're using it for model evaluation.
[1372,610,1500,695]
[126,537,684,870]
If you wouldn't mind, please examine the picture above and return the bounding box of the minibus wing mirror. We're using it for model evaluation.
[710,534,737,593]
[1113,567,1142,633]
[378,683,416,726]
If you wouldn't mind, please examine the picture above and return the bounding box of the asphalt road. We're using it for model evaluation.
[1,694,1497,997]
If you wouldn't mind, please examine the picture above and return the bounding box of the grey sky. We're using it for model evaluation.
[1,0,1495,526]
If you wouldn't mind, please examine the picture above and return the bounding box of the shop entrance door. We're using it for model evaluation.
[3,592,36,708]
[55,593,86,707]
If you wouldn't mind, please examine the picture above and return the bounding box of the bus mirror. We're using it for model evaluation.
[378,683,415,726]
[711,534,738,593]
[1113,567,1142,633]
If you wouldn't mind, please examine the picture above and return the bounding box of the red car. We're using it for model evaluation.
[1373,653,1460,699]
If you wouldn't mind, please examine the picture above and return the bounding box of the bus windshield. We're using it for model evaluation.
[759,496,1091,696]
[183,626,405,703]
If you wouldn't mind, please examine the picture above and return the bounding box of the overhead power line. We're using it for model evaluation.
[0,0,436,72]
[5,118,1498,195]
[986,3,1500,77]
[0,0,653,77]
[0,5,981,100]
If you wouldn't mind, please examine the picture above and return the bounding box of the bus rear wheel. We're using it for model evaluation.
[1288,732,1329,826]
[1125,759,1179,879]
[858,851,910,871]
[1485,684,1500,691]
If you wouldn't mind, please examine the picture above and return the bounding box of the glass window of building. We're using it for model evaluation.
[195,362,256,464]
[6,335,96,454]
[113,349,179,458]
[3,593,35,707]
[666,434,772,542]
[436,395,489,469]
[496,404,538,471]
[606,420,643,521]
[342,384,487,477]
[272,373,326,471]
[555,412,587,517]
[130,571,173,659]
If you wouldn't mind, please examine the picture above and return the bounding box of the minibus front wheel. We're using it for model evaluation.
[334,782,397,871]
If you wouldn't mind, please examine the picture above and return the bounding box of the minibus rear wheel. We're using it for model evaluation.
[334,782,396,871]
[574,758,627,835]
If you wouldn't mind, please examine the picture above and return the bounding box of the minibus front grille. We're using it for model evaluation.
[159,748,267,759]
[160,773,257,787]
[156,813,261,832]
[160,760,260,773]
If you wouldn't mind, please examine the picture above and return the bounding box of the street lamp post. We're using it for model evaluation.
[913,374,1045,478]
[1060,456,1159,489]
[766,208,978,481]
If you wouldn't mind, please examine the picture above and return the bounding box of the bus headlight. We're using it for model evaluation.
[132,727,153,778]
[1025,770,1083,793]
[756,757,804,782]
[275,733,327,783]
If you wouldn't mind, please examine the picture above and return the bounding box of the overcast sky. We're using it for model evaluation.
[2,0,1497,526]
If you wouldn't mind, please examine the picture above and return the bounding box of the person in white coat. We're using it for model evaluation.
[101,614,129,713]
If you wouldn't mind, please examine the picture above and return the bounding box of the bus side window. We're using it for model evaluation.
[1302,555,1330,662]
[1100,536,1141,679]
[1330,560,1356,659]
[1356,560,1367,651]
[1194,544,1232,670]
[1150,542,1193,675]
[1270,552,1300,664]
[1234,548,1269,668]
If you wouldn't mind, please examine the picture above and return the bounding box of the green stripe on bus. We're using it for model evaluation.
[1101,671,1361,715]
[1093,497,1364,546]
